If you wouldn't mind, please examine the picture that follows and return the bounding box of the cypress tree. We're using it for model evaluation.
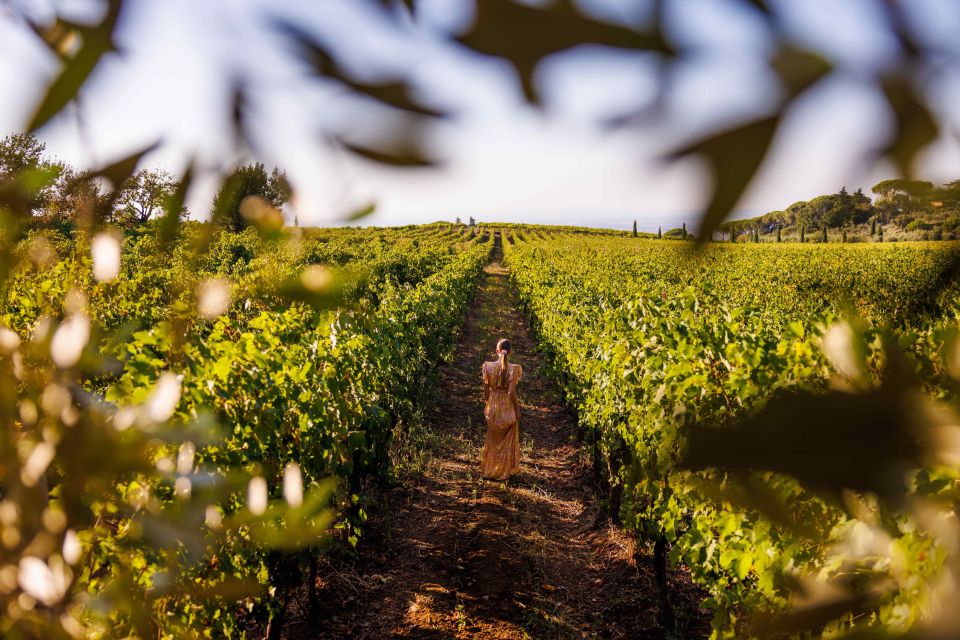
[776,224,782,242]
[842,229,847,243]
[800,225,805,242]
[633,220,638,237]
[682,222,687,239]
[657,226,662,239]
[871,218,876,235]
[822,226,828,243]
[878,224,883,242]
[729,228,736,243]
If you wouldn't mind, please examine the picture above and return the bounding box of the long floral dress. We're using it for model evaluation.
[480,360,522,480]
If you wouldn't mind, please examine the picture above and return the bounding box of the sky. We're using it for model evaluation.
[1,0,959,232]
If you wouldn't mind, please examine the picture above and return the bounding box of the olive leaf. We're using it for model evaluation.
[335,126,437,167]
[274,20,444,118]
[343,202,377,222]
[771,45,833,99]
[751,592,879,638]
[91,141,160,190]
[666,45,831,244]
[457,0,673,102]
[157,160,193,248]
[681,383,926,505]
[666,116,780,244]
[875,76,938,178]
[28,0,126,131]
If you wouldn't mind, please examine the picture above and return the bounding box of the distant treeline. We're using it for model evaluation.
[0,133,289,233]
[719,179,960,242]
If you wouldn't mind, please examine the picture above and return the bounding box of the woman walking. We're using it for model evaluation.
[480,338,522,480]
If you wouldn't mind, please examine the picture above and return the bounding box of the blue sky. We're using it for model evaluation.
[1,0,959,231]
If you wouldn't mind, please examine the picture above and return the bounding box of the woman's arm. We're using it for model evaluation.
[482,364,490,403]
[511,365,522,422]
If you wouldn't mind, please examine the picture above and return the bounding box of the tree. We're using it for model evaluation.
[871,179,933,205]
[800,225,805,242]
[212,163,290,231]
[842,228,847,243]
[871,218,877,235]
[468,216,476,227]
[633,220,638,238]
[0,133,46,178]
[682,222,687,240]
[937,180,960,209]
[34,163,110,226]
[115,169,179,225]
[657,226,662,239]
[455,216,461,224]
[878,223,884,242]
[0,132,62,215]
[822,225,828,242]
[776,224,782,242]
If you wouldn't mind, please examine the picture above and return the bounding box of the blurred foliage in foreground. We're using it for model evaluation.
[0,150,491,639]
[505,230,960,639]
[4,0,960,637]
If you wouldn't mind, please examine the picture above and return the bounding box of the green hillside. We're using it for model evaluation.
[719,179,960,242]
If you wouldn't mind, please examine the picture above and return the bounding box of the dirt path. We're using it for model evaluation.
[285,242,709,639]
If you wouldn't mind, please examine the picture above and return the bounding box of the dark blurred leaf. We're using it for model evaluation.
[158,161,192,248]
[344,202,377,222]
[139,512,209,559]
[742,0,771,14]
[752,593,877,637]
[275,266,366,309]
[666,116,780,244]
[771,45,833,98]
[229,80,248,143]
[373,0,415,13]
[681,384,924,504]
[343,79,444,118]
[275,21,443,118]
[0,179,32,220]
[688,473,821,540]
[878,0,922,59]
[834,632,918,640]
[337,134,436,167]
[28,1,125,131]
[91,141,160,190]
[877,76,938,178]
[458,0,673,102]
[180,577,262,601]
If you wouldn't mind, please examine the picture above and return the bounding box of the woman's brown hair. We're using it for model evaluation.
[496,338,511,388]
